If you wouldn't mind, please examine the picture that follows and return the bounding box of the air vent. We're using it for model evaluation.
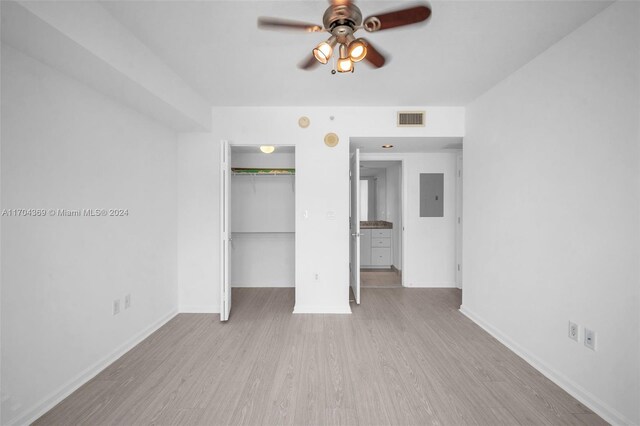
[397,111,425,127]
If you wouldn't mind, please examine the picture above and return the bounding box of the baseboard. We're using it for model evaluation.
[231,284,295,288]
[9,308,178,426]
[179,305,219,313]
[405,282,457,288]
[293,304,352,314]
[459,305,633,426]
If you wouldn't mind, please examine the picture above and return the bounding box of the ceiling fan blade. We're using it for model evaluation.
[364,4,431,32]
[258,17,323,32]
[298,54,320,70]
[361,39,386,68]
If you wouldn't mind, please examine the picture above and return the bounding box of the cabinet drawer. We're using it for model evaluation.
[371,229,391,238]
[371,248,391,265]
[371,238,391,248]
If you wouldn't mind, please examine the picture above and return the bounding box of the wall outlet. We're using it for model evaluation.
[584,328,596,350]
[113,299,120,315]
[315,273,319,280]
[124,294,131,309]
[568,321,579,342]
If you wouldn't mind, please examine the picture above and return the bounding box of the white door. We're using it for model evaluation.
[350,149,361,304]
[455,155,463,289]
[220,140,231,321]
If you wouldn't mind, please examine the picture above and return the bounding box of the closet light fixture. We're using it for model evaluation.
[260,145,275,154]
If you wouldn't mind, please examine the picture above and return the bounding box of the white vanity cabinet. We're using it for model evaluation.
[360,229,372,265]
[360,228,392,268]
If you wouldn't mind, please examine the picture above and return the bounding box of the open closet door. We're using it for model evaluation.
[220,140,231,321]
[350,148,361,304]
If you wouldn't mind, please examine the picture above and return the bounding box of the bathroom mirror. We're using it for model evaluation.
[360,165,386,221]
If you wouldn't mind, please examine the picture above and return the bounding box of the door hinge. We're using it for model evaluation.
[457,264,461,271]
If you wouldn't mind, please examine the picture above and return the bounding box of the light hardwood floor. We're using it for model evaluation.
[360,268,402,288]
[36,288,606,425]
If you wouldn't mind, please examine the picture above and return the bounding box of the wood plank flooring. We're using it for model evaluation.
[35,288,606,425]
[360,269,402,288]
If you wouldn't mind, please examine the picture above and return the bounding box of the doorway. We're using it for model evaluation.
[359,160,403,288]
[220,143,296,321]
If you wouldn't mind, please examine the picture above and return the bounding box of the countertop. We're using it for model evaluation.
[360,221,393,229]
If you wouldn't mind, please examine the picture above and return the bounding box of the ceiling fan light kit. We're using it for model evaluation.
[258,1,432,74]
[313,35,337,64]
[337,44,354,73]
[348,38,367,62]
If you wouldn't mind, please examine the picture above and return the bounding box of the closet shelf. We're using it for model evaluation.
[232,168,295,176]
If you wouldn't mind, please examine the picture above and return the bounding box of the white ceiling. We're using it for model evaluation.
[101,1,611,107]
[351,136,462,153]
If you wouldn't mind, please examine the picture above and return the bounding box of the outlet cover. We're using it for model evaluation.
[584,328,596,350]
[113,299,121,315]
[124,294,131,309]
[568,321,579,342]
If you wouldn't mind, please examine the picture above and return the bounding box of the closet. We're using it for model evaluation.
[230,145,295,287]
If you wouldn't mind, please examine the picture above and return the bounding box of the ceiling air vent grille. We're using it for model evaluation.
[397,111,425,127]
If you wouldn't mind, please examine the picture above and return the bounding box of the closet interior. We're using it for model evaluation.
[230,145,295,288]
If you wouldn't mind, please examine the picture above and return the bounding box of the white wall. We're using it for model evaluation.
[1,46,179,425]
[375,170,386,220]
[230,233,295,288]
[177,107,464,314]
[1,1,211,131]
[177,133,219,313]
[361,152,458,287]
[461,3,640,425]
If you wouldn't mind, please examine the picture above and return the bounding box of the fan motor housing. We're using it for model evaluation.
[323,4,362,31]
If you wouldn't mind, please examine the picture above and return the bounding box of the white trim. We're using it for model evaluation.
[179,305,219,313]
[405,282,457,288]
[459,305,633,426]
[9,309,178,426]
[293,304,352,314]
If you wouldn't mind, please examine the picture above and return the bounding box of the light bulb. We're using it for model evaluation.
[260,146,275,154]
[337,57,353,73]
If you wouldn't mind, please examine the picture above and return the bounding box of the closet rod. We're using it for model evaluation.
[231,168,294,176]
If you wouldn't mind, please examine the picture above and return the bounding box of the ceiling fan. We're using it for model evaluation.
[257,1,432,73]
